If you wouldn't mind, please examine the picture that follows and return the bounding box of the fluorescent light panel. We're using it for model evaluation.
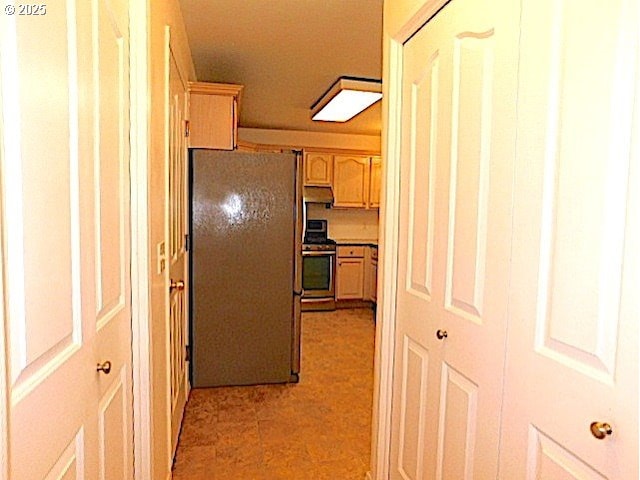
[311,77,382,122]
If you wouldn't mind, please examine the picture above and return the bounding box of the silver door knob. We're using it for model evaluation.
[436,329,448,340]
[590,422,613,439]
[96,360,112,375]
[170,279,185,291]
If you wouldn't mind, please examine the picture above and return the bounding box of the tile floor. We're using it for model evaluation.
[172,308,375,479]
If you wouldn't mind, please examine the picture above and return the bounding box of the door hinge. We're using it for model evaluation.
[185,120,190,138]
[185,345,191,363]
[185,233,190,252]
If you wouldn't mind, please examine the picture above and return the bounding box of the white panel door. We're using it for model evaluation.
[499,0,639,478]
[0,0,134,478]
[168,47,189,458]
[389,0,520,477]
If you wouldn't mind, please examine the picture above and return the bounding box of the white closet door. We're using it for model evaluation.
[499,0,639,478]
[0,0,134,477]
[388,0,520,477]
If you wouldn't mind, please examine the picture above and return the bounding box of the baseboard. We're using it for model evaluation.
[336,299,375,309]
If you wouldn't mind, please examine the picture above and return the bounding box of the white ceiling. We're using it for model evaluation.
[179,0,383,135]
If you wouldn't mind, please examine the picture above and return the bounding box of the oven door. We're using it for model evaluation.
[301,250,335,298]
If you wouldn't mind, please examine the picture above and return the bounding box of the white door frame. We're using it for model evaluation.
[373,1,451,478]
[0,74,8,480]
[129,0,153,479]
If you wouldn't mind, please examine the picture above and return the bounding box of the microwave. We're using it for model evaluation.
[304,219,329,244]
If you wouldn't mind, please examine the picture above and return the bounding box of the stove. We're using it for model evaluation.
[301,220,336,310]
[303,239,336,252]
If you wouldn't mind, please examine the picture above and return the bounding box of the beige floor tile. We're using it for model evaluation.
[173,308,375,479]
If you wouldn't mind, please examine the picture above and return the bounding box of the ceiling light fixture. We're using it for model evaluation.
[310,76,382,122]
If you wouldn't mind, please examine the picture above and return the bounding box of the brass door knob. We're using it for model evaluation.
[96,360,112,375]
[436,329,448,340]
[590,422,613,440]
[170,279,185,291]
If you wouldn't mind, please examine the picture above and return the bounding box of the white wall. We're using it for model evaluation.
[307,204,379,241]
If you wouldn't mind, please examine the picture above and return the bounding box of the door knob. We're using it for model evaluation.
[436,329,448,340]
[96,360,112,375]
[170,279,185,291]
[590,421,613,440]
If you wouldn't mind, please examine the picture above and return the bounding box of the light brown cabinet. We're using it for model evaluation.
[304,152,333,186]
[336,246,365,300]
[369,156,382,208]
[188,82,243,150]
[332,155,381,209]
[362,246,378,302]
[333,155,371,208]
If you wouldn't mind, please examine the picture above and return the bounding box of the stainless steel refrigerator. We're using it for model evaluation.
[190,150,303,387]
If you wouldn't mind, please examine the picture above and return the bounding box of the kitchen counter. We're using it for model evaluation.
[334,239,378,247]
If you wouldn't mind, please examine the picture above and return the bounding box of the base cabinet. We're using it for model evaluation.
[336,246,365,300]
[336,246,378,302]
[364,246,378,302]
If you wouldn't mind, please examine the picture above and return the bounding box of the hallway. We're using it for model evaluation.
[172,308,375,479]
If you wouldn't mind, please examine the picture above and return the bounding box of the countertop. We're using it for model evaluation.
[333,239,378,247]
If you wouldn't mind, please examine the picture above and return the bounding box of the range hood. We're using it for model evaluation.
[303,186,334,205]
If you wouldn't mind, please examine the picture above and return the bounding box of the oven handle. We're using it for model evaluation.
[302,250,336,257]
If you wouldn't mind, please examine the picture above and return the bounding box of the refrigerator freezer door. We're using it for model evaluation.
[191,150,297,387]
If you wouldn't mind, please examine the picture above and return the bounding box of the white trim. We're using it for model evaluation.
[129,0,152,479]
[0,12,13,479]
[0,63,9,480]
[163,25,174,473]
[373,1,451,479]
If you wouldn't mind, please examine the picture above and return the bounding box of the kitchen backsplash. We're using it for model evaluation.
[306,204,379,241]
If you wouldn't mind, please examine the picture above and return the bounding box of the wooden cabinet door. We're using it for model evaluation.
[369,156,382,208]
[336,258,365,299]
[369,259,378,302]
[189,93,236,150]
[333,155,370,207]
[304,153,333,185]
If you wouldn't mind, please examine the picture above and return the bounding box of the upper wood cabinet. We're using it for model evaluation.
[188,82,243,150]
[304,152,333,186]
[369,156,382,208]
[333,155,382,209]
[333,155,371,208]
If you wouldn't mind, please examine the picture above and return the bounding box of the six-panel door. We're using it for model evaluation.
[389,0,520,477]
[0,0,134,477]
